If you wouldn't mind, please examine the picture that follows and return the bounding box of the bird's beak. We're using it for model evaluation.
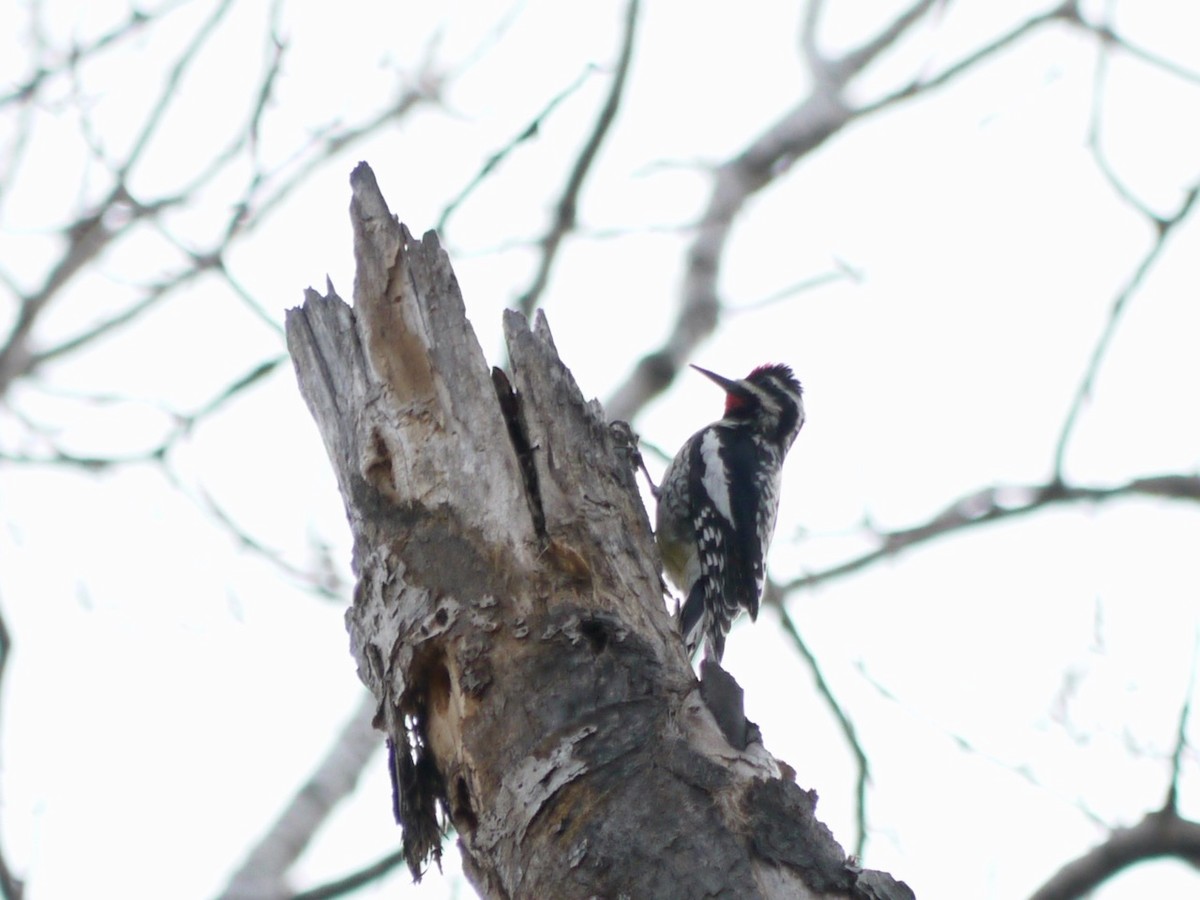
[690,364,742,394]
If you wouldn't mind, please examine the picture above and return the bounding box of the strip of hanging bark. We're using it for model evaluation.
[285,160,912,900]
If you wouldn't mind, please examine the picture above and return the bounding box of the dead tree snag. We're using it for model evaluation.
[285,161,912,900]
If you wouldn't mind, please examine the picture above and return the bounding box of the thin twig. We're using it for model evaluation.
[195,485,341,602]
[0,1,185,107]
[1091,23,1200,85]
[290,849,408,900]
[775,597,869,859]
[0,603,21,900]
[28,258,210,370]
[1,357,288,471]
[728,259,862,315]
[1052,184,1200,478]
[10,30,436,385]
[781,475,1200,595]
[1086,26,1156,220]
[513,0,640,318]
[118,0,237,178]
[1164,635,1198,813]
[856,660,1111,832]
[437,65,598,235]
[854,1,1077,118]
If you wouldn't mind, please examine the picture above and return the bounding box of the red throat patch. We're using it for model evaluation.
[724,392,751,416]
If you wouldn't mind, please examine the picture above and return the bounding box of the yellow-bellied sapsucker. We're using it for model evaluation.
[655,363,805,663]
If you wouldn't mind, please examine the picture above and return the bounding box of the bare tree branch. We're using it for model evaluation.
[0,601,22,900]
[0,0,240,393]
[1,29,447,884]
[24,258,210,372]
[219,694,382,900]
[226,76,442,244]
[1046,5,1200,483]
[0,97,35,220]
[2,3,1194,895]
[0,191,166,392]
[1028,807,1200,900]
[1086,26,1156,220]
[513,0,640,318]
[854,1,1078,118]
[1164,641,1197,813]
[728,259,862,315]
[604,85,850,421]
[119,0,238,177]
[1089,20,1200,85]
[188,484,343,601]
[798,0,828,77]
[858,658,1114,832]
[773,590,869,861]
[437,65,598,235]
[290,849,407,900]
[607,2,1074,422]
[782,475,1200,594]
[1,356,287,471]
[0,2,444,398]
[0,1,183,107]
[823,0,943,85]
[1052,184,1200,478]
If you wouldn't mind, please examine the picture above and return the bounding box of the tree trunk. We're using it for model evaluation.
[284,161,912,900]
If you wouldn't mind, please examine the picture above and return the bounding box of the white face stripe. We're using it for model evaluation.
[751,384,780,415]
[698,429,733,524]
[758,375,802,410]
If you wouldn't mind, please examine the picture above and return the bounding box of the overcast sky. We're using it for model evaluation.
[1,1,1199,898]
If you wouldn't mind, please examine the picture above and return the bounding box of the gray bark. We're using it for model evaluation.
[284,161,911,900]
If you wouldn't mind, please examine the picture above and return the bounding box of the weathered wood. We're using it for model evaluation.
[285,161,911,900]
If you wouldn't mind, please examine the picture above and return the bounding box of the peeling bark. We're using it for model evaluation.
[285,161,912,900]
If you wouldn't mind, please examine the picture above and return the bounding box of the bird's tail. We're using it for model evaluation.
[679,582,707,660]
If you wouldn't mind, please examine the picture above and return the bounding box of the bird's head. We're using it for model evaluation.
[691,363,805,449]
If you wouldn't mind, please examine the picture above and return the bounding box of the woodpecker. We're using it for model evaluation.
[655,363,805,663]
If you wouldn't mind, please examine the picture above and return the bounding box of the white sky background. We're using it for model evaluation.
[1,0,1199,898]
